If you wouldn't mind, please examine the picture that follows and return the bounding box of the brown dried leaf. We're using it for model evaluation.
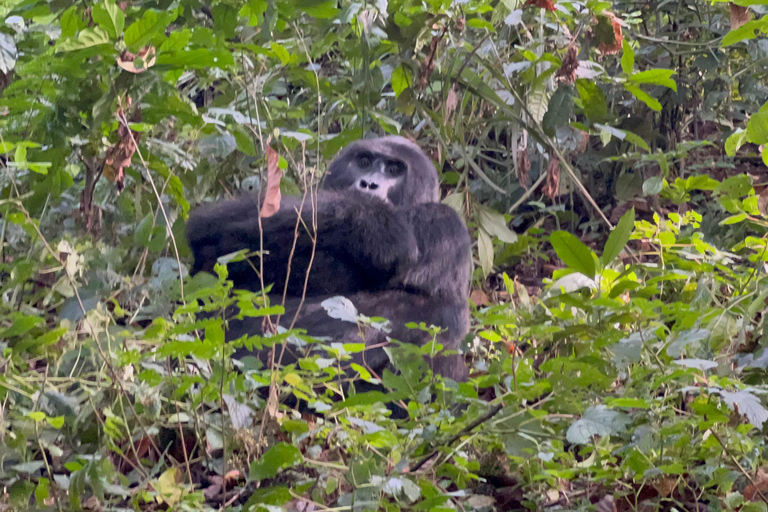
[542,157,560,198]
[745,468,768,502]
[104,104,141,193]
[597,12,624,55]
[517,146,531,189]
[524,0,556,11]
[730,3,751,30]
[758,186,768,217]
[117,46,156,73]
[470,288,489,306]
[556,46,579,85]
[445,84,459,120]
[260,145,282,218]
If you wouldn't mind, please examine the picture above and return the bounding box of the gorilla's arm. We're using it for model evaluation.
[186,191,419,294]
[394,203,472,302]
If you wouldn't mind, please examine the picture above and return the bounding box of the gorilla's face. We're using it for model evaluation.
[324,136,439,206]
[349,150,407,202]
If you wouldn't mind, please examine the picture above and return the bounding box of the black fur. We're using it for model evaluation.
[186,136,472,408]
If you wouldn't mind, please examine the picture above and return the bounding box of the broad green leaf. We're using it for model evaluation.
[478,227,494,277]
[601,208,635,266]
[725,128,748,156]
[56,27,110,52]
[629,69,677,92]
[249,443,303,481]
[0,32,17,74]
[747,110,768,145]
[542,85,574,136]
[550,231,596,278]
[624,83,661,112]
[391,64,412,98]
[643,176,664,196]
[476,205,517,244]
[269,42,290,65]
[529,80,550,124]
[620,40,634,75]
[721,19,764,47]
[92,1,125,39]
[566,406,631,445]
[124,10,173,49]
[576,79,608,122]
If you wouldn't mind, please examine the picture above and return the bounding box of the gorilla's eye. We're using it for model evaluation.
[385,161,406,176]
[358,155,372,168]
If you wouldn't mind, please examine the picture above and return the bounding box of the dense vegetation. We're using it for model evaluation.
[2,0,768,510]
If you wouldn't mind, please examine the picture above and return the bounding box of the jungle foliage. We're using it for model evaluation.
[2,0,768,510]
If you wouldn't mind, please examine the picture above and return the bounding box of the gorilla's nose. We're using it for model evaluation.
[358,179,379,190]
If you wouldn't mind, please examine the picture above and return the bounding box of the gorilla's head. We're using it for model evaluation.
[324,136,439,206]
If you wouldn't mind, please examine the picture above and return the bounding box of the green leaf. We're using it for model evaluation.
[134,213,154,247]
[0,32,17,74]
[643,176,664,196]
[747,110,768,145]
[56,27,111,52]
[124,10,173,49]
[601,208,635,266]
[92,1,125,39]
[249,443,303,481]
[721,19,764,47]
[269,42,290,65]
[725,128,748,156]
[542,85,574,136]
[720,213,747,225]
[476,205,517,244]
[620,40,634,75]
[576,79,608,122]
[391,65,412,98]
[629,69,677,92]
[529,79,550,124]
[477,227,494,277]
[550,231,597,278]
[624,83,661,112]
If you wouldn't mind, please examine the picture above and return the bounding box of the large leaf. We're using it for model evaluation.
[0,32,17,74]
[391,64,412,98]
[550,231,597,278]
[629,69,677,91]
[601,208,635,266]
[92,1,125,39]
[56,27,110,52]
[249,443,303,481]
[748,110,768,145]
[542,85,574,136]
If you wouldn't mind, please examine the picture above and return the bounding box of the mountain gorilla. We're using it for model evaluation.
[186,136,471,413]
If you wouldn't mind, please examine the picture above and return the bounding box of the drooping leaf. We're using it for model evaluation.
[550,231,597,278]
[260,145,282,218]
[601,208,635,266]
[542,85,574,136]
[0,32,17,74]
[620,39,634,74]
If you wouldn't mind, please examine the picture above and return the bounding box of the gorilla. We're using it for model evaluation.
[186,136,471,412]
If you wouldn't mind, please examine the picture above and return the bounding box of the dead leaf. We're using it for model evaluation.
[524,0,556,11]
[596,12,624,55]
[517,146,530,189]
[745,468,768,501]
[117,46,156,73]
[730,3,751,30]
[556,45,579,85]
[470,288,489,306]
[445,84,459,120]
[542,157,560,198]
[104,101,141,193]
[260,145,282,218]
[418,32,442,91]
[757,185,768,216]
